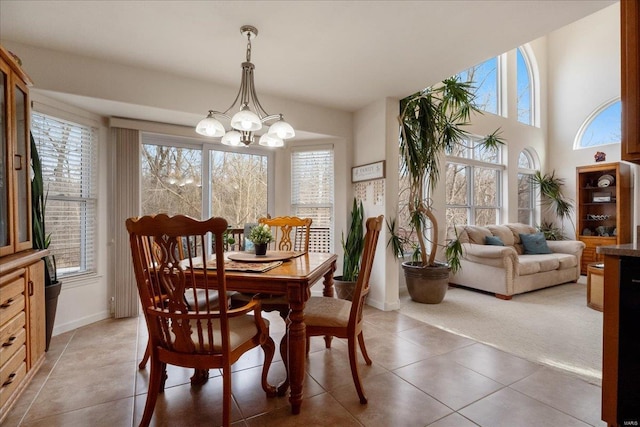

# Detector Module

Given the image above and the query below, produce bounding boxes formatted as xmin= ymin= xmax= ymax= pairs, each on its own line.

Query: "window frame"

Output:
xmin=574 ymin=98 xmax=622 ymax=150
xmin=445 ymin=137 xmax=505 ymax=229
xmin=517 ymin=149 xmax=538 ymax=226
xmin=31 ymin=111 xmax=99 ymax=279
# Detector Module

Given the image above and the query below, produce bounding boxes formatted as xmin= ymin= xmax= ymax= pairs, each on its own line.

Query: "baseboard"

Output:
xmin=52 ymin=310 xmax=111 ymax=336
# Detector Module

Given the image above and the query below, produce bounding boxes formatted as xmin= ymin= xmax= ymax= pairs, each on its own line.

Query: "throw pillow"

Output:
xmin=485 ymin=235 xmax=505 ymax=246
xmin=519 ymin=232 xmax=552 ymax=254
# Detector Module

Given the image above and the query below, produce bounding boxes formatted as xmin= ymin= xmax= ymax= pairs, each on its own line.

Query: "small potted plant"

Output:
xmin=248 ymin=223 xmax=274 ymax=256
xmin=334 ymin=198 xmax=364 ymax=300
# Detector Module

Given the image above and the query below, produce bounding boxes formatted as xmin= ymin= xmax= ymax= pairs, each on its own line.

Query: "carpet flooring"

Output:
xmin=398 ymin=277 xmax=603 ymax=385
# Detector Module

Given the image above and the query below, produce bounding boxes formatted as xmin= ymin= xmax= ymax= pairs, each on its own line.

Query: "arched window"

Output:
xmin=575 ymin=99 xmax=621 ymax=149
xmin=517 ymin=149 xmax=538 ymax=226
xmin=458 ymin=57 xmax=500 ymax=115
xmin=517 ymin=47 xmax=533 ymax=126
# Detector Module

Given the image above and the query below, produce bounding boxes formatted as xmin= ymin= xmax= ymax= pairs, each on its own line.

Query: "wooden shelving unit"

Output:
xmin=576 ymin=162 xmax=631 ymax=275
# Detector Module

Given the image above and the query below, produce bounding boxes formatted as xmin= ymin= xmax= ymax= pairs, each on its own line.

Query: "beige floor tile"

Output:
xmin=427 ymin=412 xmax=480 ymax=427
xmin=393 ymin=354 xmax=504 ymax=410
xmin=459 ymin=387 xmax=591 ymax=427
xmin=19 ymin=397 xmax=134 ymax=427
xmin=332 ymin=371 xmax=453 ymax=426
xmin=364 ymin=309 xmax=428 ymax=333
xmin=396 ymin=323 xmax=476 ymax=355
xmin=360 ymin=331 xmax=435 ymax=370
xmin=245 ymin=392 xmax=361 ymax=426
xmin=510 ymin=367 xmax=606 ymax=426
xmin=445 ymin=343 xmax=542 ymax=385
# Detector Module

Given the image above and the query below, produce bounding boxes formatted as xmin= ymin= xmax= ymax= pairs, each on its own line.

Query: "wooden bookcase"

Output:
xmin=0 ymin=44 xmax=47 ymax=423
xmin=576 ymin=162 xmax=631 ymax=275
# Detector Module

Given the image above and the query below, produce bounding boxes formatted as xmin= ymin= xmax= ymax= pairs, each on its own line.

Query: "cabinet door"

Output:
xmin=12 ymin=74 xmax=31 ymax=252
xmin=0 ymin=59 xmax=12 ymax=256
xmin=26 ymin=260 xmax=45 ymax=369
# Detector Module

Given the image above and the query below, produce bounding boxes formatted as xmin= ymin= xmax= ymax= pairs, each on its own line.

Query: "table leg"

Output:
xmin=288 ymin=300 xmax=305 ymax=414
xmin=322 ymin=263 xmax=336 ymax=348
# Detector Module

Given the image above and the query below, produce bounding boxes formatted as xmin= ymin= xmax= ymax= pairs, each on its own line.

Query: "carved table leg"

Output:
xmin=322 ymin=262 xmax=336 ymax=348
xmin=288 ymin=300 xmax=306 ymax=414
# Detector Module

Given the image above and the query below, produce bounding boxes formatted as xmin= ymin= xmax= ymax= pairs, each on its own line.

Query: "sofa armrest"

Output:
xmin=546 ymin=240 xmax=586 ymax=257
xmin=461 ymin=243 xmax=517 ymax=259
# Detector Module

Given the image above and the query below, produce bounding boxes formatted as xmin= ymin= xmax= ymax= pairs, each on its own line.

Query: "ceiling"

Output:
xmin=0 ymin=1 xmax=616 ymax=119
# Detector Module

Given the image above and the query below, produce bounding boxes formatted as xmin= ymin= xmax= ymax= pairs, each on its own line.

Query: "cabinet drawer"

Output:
xmin=0 ymin=279 xmax=25 ymax=328
xmin=0 ymin=344 xmax=26 ymax=406
xmin=0 ymin=312 xmax=26 ymax=366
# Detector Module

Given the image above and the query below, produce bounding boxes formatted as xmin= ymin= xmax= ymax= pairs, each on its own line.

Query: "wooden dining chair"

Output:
xmin=126 ymin=214 xmax=276 ymax=427
xmin=259 ymin=216 xmax=312 ymax=253
xmin=303 ymin=215 xmax=383 ymax=404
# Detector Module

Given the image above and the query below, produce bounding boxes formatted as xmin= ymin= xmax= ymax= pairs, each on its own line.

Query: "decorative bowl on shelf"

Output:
xmin=597 ymin=174 xmax=614 ymax=187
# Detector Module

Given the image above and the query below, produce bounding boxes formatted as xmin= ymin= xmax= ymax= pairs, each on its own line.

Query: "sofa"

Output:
xmin=448 ymin=223 xmax=585 ymax=299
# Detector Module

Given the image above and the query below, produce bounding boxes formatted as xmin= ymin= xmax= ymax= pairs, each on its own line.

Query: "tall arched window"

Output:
xmin=458 ymin=57 xmax=501 ymax=115
xmin=517 ymin=149 xmax=538 ymax=226
xmin=575 ymin=99 xmax=621 ymax=149
xmin=517 ymin=47 xmax=533 ymax=126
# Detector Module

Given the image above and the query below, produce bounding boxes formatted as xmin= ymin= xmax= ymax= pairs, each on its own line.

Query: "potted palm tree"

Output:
xmin=31 ymin=133 xmax=61 ymax=350
xmin=334 ymin=198 xmax=364 ymax=300
xmin=392 ymin=77 xmax=504 ymax=303
xmin=531 ymin=170 xmax=575 ymax=240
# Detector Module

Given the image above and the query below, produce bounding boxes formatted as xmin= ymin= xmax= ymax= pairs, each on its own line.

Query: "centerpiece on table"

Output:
xmin=248 ymin=223 xmax=274 ymax=256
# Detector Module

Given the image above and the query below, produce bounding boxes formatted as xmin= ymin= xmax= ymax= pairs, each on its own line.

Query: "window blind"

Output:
xmin=291 ymin=149 xmax=334 ymax=252
xmin=31 ymin=112 xmax=98 ymax=277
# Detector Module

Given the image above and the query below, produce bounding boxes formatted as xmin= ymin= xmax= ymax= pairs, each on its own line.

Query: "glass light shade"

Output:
xmin=258 ymin=134 xmax=284 ymax=148
xmin=230 ymin=108 xmax=262 ymax=131
xmin=221 ymin=130 xmax=242 ymax=146
xmin=268 ymin=119 xmax=295 ymax=139
xmin=195 ymin=115 xmax=225 ymax=137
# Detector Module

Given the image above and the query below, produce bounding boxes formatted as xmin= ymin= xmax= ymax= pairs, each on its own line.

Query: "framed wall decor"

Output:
xmin=352 ymin=160 xmax=385 ymax=183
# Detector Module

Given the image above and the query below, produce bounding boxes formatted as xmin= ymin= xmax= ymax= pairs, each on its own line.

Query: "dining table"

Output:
xmin=193 ymin=251 xmax=337 ymax=415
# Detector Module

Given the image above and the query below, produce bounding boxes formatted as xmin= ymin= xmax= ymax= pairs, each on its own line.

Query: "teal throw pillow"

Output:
xmin=520 ymin=232 xmax=552 ymax=255
xmin=485 ymin=235 xmax=505 ymax=246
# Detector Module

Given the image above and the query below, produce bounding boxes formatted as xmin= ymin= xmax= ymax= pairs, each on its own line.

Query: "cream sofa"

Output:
xmin=449 ymin=223 xmax=585 ymax=299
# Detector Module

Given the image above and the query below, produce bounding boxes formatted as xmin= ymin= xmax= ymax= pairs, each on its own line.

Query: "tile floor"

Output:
xmin=4 ymin=304 xmax=605 ymax=427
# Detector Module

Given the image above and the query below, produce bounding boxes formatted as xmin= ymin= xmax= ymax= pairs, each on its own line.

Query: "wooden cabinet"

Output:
xmin=621 ymin=0 xmax=640 ymax=164
xmin=0 ymin=253 xmax=46 ymax=421
xmin=1 ymin=45 xmax=32 ymax=257
xmin=576 ymin=162 xmax=631 ymax=275
xmin=0 ymin=45 xmax=46 ymax=423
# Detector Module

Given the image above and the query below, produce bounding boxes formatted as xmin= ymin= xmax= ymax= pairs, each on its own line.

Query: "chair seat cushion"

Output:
xmin=168 ymin=314 xmax=268 ymax=352
xmin=184 ymin=289 xmax=237 ymax=311
xmin=304 ymin=296 xmax=351 ymax=327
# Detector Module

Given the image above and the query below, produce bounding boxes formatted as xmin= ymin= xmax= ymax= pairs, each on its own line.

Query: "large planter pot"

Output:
xmin=333 ymin=275 xmax=356 ymax=301
xmin=45 ymin=281 xmax=62 ymax=351
xmin=402 ymin=261 xmax=450 ymax=304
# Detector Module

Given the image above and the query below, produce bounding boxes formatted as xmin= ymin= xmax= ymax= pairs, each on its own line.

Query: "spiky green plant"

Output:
xmin=395 ymin=76 xmax=504 ymax=268
xmin=341 ymin=198 xmax=364 ymax=281
xmin=531 ymin=171 xmax=575 ymax=239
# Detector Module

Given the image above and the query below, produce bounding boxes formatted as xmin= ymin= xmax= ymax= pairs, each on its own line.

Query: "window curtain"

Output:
xmin=111 ymin=127 xmax=140 ymax=318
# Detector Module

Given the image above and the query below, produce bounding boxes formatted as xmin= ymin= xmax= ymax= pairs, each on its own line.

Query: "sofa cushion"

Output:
xmin=520 ymin=232 xmax=552 ymax=255
xmin=456 ymin=225 xmax=492 ymax=245
xmin=555 ymin=253 xmax=578 ymax=269
xmin=487 ymin=225 xmax=515 ymax=247
xmin=506 ymin=223 xmax=537 ymax=254
xmin=485 ymin=235 xmax=505 ymax=246
xmin=517 ymin=255 xmax=560 ymax=275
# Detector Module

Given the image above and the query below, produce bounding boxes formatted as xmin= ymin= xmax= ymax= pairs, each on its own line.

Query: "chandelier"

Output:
xmin=195 ymin=25 xmax=295 ymax=147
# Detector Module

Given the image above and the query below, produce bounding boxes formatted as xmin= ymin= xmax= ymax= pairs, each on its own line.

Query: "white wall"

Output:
xmin=547 ymin=2 xmax=639 ymax=239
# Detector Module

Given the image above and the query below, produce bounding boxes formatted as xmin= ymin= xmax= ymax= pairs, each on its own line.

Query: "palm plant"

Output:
xmin=531 ymin=170 xmax=575 ymax=239
xmin=395 ymin=76 xmax=504 ymax=272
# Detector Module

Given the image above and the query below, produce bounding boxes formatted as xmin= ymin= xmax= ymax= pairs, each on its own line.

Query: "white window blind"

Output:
xmin=31 ymin=112 xmax=98 ymax=277
xmin=291 ymin=149 xmax=334 ymax=252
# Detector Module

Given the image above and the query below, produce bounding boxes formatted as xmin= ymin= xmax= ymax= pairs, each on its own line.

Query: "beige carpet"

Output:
xmin=398 ymin=277 xmax=603 ymax=385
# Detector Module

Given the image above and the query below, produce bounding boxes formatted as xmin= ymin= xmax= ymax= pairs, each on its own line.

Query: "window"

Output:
xmin=445 ymin=137 xmax=503 ymax=231
xmin=141 ymin=134 xmax=269 ymax=228
xmin=291 ymin=148 xmax=334 ymax=252
xmin=458 ymin=56 xmax=500 ymax=115
xmin=517 ymin=149 xmax=537 ymax=226
xmin=31 ymin=112 xmax=98 ymax=278
xmin=575 ymin=99 xmax=621 ymax=149
xmin=517 ymin=47 xmax=533 ymax=125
